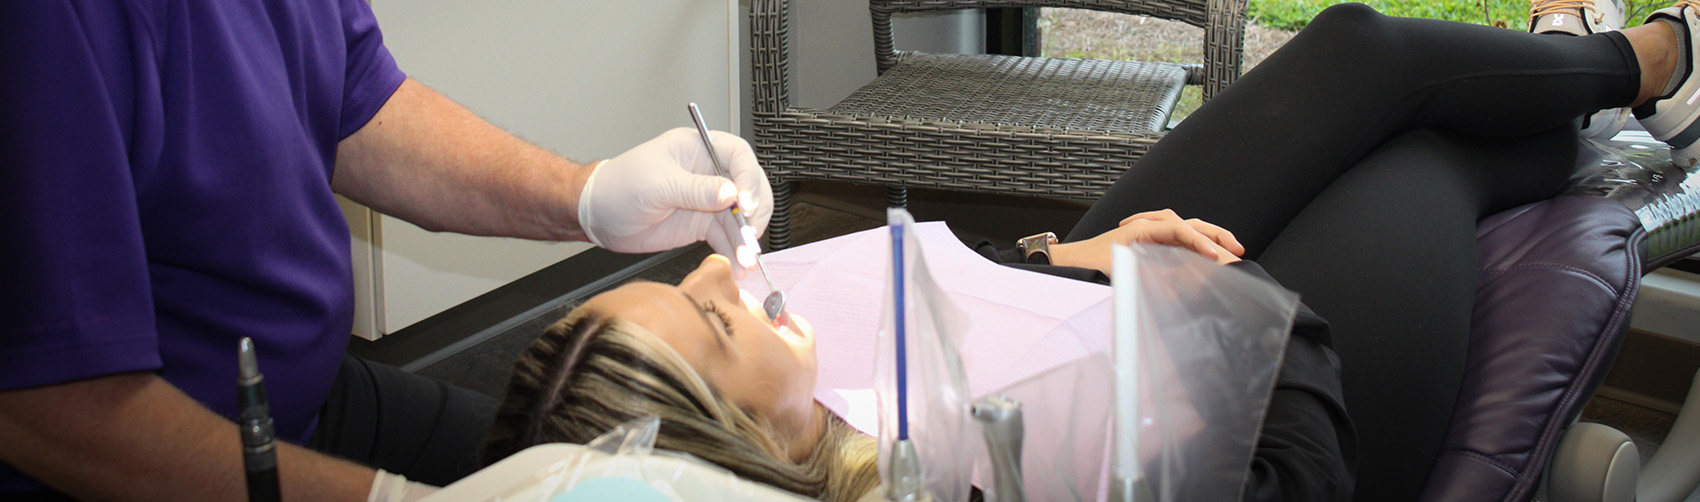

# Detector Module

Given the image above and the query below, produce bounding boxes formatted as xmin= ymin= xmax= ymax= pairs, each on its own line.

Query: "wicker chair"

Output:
xmin=750 ymin=0 xmax=1248 ymax=248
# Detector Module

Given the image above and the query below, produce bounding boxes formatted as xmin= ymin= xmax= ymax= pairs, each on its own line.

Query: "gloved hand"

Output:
xmin=367 ymin=469 xmax=436 ymax=502
xmin=577 ymin=128 xmax=773 ymax=270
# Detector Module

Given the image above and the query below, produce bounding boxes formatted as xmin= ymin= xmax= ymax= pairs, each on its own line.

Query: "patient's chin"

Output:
xmin=782 ymin=312 xmax=814 ymax=347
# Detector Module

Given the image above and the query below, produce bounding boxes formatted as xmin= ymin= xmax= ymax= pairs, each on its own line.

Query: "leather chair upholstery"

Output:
xmin=1420 ymin=195 xmax=1645 ymax=501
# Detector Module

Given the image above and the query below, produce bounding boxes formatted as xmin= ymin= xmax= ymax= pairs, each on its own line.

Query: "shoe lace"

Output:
xmin=1529 ymin=0 xmax=1603 ymax=23
xmin=1676 ymin=0 xmax=1700 ymax=13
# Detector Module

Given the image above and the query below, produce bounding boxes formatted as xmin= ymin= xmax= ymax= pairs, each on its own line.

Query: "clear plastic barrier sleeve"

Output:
xmin=875 ymin=209 xmax=976 ymax=502
xmin=975 ymin=244 xmax=1297 ymax=502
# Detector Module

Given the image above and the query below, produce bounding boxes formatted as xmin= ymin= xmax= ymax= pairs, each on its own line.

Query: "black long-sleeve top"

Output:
xmin=973 ymin=243 xmax=1357 ymax=502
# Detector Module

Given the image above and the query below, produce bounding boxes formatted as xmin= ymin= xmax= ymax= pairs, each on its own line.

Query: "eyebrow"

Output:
xmin=678 ymin=291 xmax=731 ymax=352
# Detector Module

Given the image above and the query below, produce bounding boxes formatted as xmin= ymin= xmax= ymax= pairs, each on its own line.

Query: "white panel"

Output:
xmin=345 ymin=1 xmax=736 ymax=334
xmin=337 ymin=195 xmax=382 ymax=340
xmin=893 ymin=11 xmax=986 ymax=56
xmin=790 ymin=0 xmax=877 ymax=108
xmin=789 ymin=2 xmax=985 ymax=108
xmin=374 ymin=1 xmax=738 ymax=156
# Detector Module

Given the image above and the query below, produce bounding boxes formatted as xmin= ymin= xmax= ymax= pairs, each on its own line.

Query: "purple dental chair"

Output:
xmin=1423 ymin=133 xmax=1700 ymax=502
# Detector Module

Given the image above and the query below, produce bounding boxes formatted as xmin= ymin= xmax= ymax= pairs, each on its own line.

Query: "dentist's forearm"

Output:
xmin=332 ymin=78 xmax=594 ymax=241
xmin=0 ymin=373 xmax=375 ymax=501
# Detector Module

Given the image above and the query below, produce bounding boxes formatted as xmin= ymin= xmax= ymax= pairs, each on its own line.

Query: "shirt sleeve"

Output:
xmin=337 ymin=0 xmax=406 ymax=140
xmin=0 ymin=1 xmax=164 ymax=390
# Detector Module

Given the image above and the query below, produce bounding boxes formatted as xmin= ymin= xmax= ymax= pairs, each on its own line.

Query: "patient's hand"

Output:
xmin=1051 ymin=209 xmax=1242 ymax=275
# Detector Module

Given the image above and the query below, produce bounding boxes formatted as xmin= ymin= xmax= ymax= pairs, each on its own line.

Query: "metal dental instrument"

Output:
xmin=687 ymin=102 xmax=787 ymax=322
xmin=237 ymin=337 xmax=281 ymax=502
xmin=973 ymin=395 xmax=1027 ymax=502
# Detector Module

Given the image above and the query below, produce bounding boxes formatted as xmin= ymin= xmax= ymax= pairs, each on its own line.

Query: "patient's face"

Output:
xmin=584 ymin=254 xmax=819 ymax=441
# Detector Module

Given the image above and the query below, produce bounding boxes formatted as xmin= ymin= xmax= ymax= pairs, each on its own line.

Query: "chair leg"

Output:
xmin=886 ymin=185 xmax=908 ymax=209
xmin=768 ymin=180 xmax=793 ymax=250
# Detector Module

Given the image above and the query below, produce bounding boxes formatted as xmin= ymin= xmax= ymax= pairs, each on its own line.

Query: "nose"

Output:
xmin=680 ymin=254 xmax=740 ymax=301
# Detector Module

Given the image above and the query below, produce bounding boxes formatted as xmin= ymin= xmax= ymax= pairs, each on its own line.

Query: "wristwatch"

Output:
xmin=1017 ymin=232 xmax=1059 ymax=265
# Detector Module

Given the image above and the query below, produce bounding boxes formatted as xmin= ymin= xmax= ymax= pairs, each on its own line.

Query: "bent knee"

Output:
xmin=1287 ymin=3 xmax=1401 ymax=71
xmin=1309 ymin=2 xmax=1383 ymax=31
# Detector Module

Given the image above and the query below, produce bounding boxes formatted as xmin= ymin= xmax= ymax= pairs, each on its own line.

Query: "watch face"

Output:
xmin=1020 ymin=233 xmax=1054 ymax=265
xmin=1017 ymin=232 xmax=1057 ymax=264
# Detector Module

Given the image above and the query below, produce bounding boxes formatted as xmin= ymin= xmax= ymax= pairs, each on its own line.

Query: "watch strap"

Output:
xmin=1018 ymin=232 xmax=1058 ymax=265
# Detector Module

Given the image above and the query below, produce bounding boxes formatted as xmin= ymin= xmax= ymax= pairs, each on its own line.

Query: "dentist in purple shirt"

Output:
xmin=0 ymin=0 xmax=771 ymax=499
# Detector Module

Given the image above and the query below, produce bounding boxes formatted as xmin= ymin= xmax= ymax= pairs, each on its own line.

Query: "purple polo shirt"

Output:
xmin=0 ymin=0 xmax=403 ymax=492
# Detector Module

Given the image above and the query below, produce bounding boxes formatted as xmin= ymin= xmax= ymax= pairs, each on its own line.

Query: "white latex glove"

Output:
xmin=368 ymin=469 xmax=437 ymax=502
xmin=577 ymin=127 xmax=774 ymax=270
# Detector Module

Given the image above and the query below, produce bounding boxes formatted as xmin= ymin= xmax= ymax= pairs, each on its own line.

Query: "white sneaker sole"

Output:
xmin=1582 ymin=107 xmax=1632 ymax=139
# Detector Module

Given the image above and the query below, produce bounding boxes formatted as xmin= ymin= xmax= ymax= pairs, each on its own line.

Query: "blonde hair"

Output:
xmin=483 ymin=308 xmax=880 ymax=502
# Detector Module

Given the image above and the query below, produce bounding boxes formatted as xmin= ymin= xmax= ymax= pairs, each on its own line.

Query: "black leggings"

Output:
xmin=1065 ymin=5 xmax=1641 ymax=500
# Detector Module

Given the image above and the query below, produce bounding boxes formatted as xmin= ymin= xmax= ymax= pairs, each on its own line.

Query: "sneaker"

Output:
xmin=1635 ymin=0 xmax=1700 ymax=167
xmin=1582 ymin=107 xmax=1634 ymax=139
xmin=1531 ymin=0 xmax=1631 ymax=139
xmin=1530 ymin=0 xmax=1624 ymax=37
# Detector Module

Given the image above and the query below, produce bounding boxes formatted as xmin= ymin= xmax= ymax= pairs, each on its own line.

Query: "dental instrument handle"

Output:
xmin=688 ymin=103 xmax=788 ymax=321
xmin=1112 ymin=244 xmax=1138 ymax=478
xmin=685 ymin=103 xmax=758 ymax=248
xmin=685 ymin=105 xmax=732 ymax=185
xmin=237 ymin=338 xmax=281 ymax=502
xmin=973 ymin=395 xmax=1026 ymax=502
xmin=1109 ymin=245 xmax=1155 ymax=502
xmin=755 ymin=252 xmax=778 ymax=292
xmin=891 ymin=223 xmax=909 ymax=440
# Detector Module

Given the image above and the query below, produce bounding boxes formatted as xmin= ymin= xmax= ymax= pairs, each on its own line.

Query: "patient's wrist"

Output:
xmin=1047 ymin=241 xmax=1092 ymax=270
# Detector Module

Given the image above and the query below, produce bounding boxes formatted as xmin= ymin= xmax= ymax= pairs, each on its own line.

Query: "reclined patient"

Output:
xmin=481 ymin=2 xmax=1700 ymax=500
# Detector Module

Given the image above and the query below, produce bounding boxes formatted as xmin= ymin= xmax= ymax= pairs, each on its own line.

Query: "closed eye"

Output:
xmin=699 ymin=300 xmax=737 ymax=339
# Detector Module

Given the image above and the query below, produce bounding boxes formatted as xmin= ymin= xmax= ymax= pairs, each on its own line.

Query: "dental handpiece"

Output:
xmin=973 ymin=395 xmax=1027 ymax=502
xmin=686 ymin=103 xmax=787 ymax=321
xmin=237 ymin=338 xmax=280 ymax=502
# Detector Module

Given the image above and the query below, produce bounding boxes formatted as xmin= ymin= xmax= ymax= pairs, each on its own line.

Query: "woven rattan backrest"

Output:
xmin=750 ymin=0 xmax=792 ymax=114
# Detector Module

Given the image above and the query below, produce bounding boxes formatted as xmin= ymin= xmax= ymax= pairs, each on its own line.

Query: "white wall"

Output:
xmin=790 ymin=4 xmax=984 ymax=108
xmin=739 ymin=1 xmax=985 ymax=131
xmin=345 ymin=1 xmax=740 ymax=338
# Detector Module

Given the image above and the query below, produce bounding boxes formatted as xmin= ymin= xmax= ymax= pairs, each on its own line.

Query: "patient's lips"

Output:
xmin=739 ymin=289 xmax=784 ymax=330
xmin=741 ymin=288 xmax=812 ymax=342
xmin=782 ymin=311 xmax=812 ymax=342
